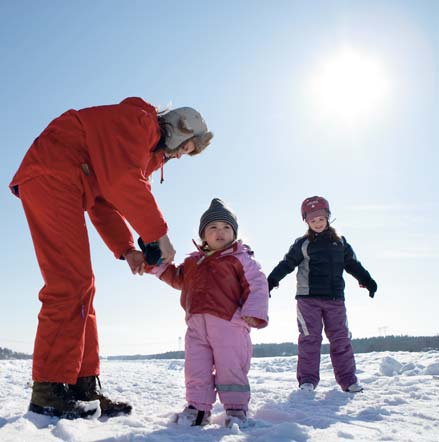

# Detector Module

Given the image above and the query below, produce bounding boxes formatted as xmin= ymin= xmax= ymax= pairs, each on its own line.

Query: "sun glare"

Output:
xmin=308 ymin=47 xmax=391 ymax=126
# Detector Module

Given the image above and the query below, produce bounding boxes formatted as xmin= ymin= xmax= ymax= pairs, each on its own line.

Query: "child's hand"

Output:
xmin=138 ymin=239 xmax=162 ymax=265
xmin=267 ymin=277 xmax=279 ymax=296
xmin=158 ymin=234 xmax=176 ymax=264
xmin=124 ymin=250 xmax=146 ymax=275
xmin=360 ymin=279 xmax=378 ymax=298
xmin=242 ymin=316 xmax=264 ymax=327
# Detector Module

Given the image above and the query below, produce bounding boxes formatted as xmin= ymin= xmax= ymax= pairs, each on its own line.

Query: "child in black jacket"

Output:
xmin=268 ymin=196 xmax=377 ymax=392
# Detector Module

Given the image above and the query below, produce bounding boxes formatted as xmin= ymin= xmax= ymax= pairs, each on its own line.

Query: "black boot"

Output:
xmin=29 ymin=381 xmax=98 ymax=419
xmin=69 ymin=376 xmax=132 ymax=417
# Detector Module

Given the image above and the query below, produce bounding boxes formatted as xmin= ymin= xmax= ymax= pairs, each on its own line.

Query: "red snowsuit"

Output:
xmin=9 ymin=97 xmax=168 ymax=384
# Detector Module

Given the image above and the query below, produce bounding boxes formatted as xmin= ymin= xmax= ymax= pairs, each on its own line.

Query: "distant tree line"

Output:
xmin=0 ymin=347 xmax=32 ymax=360
xmin=252 ymin=335 xmax=439 ymax=357
xmin=2 ymin=336 xmax=438 ymax=360
xmin=106 ymin=335 xmax=439 ymax=360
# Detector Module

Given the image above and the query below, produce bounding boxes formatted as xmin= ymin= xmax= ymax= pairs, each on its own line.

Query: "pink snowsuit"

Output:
xmin=152 ymin=240 xmax=269 ymax=411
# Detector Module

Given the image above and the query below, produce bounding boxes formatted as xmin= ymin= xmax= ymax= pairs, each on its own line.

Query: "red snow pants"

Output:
xmin=19 ymin=175 xmax=99 ymax=384
xmin=184 ymin=312 xmax=252 ymax=412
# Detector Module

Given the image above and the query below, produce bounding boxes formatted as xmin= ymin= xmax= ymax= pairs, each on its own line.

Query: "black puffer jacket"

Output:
xmin=268 ymin=229 xmax=374 ymax=300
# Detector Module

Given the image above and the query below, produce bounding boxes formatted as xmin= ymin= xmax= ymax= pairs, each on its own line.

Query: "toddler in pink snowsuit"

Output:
xmin=148 ymin=198 xmax=269 ymax=427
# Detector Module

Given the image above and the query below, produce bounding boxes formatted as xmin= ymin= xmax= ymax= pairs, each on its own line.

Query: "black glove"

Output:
xmin=267 ymin=277 xmax=279 ymax=294
xmin=365 ymin=278 xmax=378 ymax=298
xmin=137 ymin=237 xmax=162 ymax=266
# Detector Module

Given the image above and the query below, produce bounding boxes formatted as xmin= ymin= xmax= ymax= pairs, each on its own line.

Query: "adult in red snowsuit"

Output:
xmin=9 ymin=97 xmax=213 ymax=418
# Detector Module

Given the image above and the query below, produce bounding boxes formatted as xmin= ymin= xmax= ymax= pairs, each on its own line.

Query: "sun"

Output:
xmin=308 ymin=47 xmax=391 ymax=126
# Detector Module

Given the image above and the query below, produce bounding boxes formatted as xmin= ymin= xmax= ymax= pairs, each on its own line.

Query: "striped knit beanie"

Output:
xmin=199 ymin=198 xmax=238 ymax=238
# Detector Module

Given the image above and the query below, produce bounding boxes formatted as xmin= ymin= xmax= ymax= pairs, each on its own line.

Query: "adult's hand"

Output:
xmin=124 ymin=250 xmax=146 ymax=275
xmin=158 ymin=234 xmax=176 ymax=264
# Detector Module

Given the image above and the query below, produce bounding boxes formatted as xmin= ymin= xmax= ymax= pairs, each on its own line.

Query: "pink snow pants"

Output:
xmin=184 ymin=312 xmax=252 ymax=411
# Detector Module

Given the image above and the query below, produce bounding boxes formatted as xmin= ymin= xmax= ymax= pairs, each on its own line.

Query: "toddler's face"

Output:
xmin=307 ymin=215 xmax=328 ymax=233
xmin=203 ymin=221 xmax=235 ymax=251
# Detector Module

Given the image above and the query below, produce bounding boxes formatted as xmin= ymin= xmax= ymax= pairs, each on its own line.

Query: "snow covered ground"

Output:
xmin=1 ymin=351 xmax=438 ymax=442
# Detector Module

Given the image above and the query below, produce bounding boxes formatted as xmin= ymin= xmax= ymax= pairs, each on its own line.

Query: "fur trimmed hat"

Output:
xmin=160 ymin=107 xmax=213 ymax=155
xmin=199 ymin=198 xmax=238 ymax=238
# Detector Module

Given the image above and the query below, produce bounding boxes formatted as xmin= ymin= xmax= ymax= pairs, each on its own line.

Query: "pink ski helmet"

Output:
xmin=301 ymin=196 xmax=331 ymax=221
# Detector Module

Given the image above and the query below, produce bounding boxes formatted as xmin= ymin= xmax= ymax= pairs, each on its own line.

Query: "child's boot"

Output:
xmin=29 ymin=381 xmax=99 ymax=419
xmin=174 ymin=405 xmax=211 ymax=426
xmin=69 ymin=376 xmax=132 ymax=417
xmin=299 ymin=382 xmax=315 ymax=391
xmin=225 ymin=409 xmax=248 ymax=428
xmin=345 ymin=382 xmax=364 ymax=393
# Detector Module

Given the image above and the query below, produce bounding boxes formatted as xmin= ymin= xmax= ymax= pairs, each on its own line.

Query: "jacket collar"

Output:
xmin=191 ymin=240 xmax=244 ymax=263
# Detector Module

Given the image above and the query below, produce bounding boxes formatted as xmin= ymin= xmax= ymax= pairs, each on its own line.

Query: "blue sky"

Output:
xmin=1 ymin=0 xmax=438 ymax=355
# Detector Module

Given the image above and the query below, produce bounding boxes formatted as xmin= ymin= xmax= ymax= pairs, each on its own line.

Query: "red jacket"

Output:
xmin=155 ymin=241 xmax=269 ymax=328
xmin=10 ymin=97 xmax=168 ymax=258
